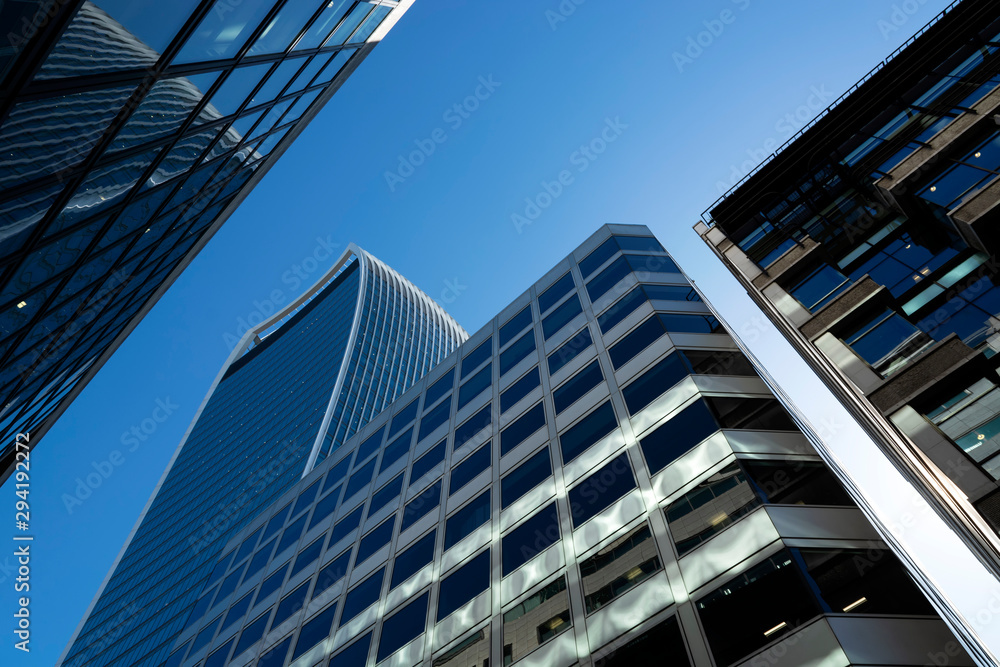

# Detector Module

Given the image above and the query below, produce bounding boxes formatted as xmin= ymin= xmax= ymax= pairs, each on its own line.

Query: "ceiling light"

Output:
xmin=842 ymin=597 xmax=868 ymax=612
xmin=763 ymin=622 xmax=787 ymax=637
xmin=708 ymin=512 xmax=729 ymax=527
xmin=625 ymin=566 xmax=644 ymax=581
xmin=930 ymin=186 xmax=937 ymax=192
xmin=975 ymin=152 xmax=982 ymax=158
xmin=979 ymin=434 xmax=986 ymax=440
xmin=16 ymin=301 xmax=26 ymax=309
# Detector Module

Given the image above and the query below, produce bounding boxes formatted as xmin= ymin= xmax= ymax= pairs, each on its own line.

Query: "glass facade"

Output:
xmin=0 ymin=0 xmax=409 ymax=482
xmin=61 ymin=246 xmax=465 ymax=667
xmin=176 ymin=226 xmax=965 ymax=667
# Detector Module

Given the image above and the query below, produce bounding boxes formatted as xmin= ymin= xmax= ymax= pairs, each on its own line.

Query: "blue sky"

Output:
xmin=17 ymin=0 xmax=989 ymax=665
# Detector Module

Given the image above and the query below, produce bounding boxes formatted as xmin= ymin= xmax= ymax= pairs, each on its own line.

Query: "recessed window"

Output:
xmin=329 ymin=505 xmax=364 ymax=547
xmin=355 ymin=426 xmax=386 ymax=466
xmin=257 ymin=563 xmax=288 ymax=604
xmin=500 ymin=403 xmax=546 ymax=457
xmin=500 ymin=366 xmax=540 ymax=414
xmin=500 ymin=329 xmax=536 ymax=376
xmin=743 ymin=460 xmax=853 ymax=506
xmin=233 ymin=526 xmax=263 ymax=566
xmin=377 ymin=592 xmax=429 ymax=662
xmin=450 ymin=442 xmax=491 ymax=495
xmin=380 ymin=428 xmax=413 ymax=473
xmin=458 ymin=363 xmax=492 ymax=410
xmin=389 ymin=399 xmax=420 ymax=438
xmin=580 ymin=524 xmax=661 ymax=613
xmin=438 ymin=549 xmax=490 ymax=621
xmin=205 ymin=550 xmax=234 ymax=589
xmin=212 ymin=563 xmax=245 ymax=608
xmin=502 ymin=502 xmax=559 ymax=576
xmin=621 ymin=352 xmax=687 ymax=415
xmin=580 ymin=237 xmax=619 ymax=277
xmin=706 ymin=396 xmax=797 ymax=431
xmin=501 ymin=446 xmax=552 ymax=510
xmin=262 ymin=503 xmax=291 ymax=542
xmin=666 ymin=464 xmax=761 ymax=556
xmin=290 ymin=536 xmax=325 ymax=577
xmin=658 ymin=312 xmax=722 ymax=334
xmin=445 ymin=489 xmax=491 ymax=550
xmin=462 ymin=338 xmax=493 ymax=379
xmin=786 ymin=263 xmax=851 ymax=312
xmin=568 ymin=453 xmax=636 ymax=528
xmin=559 ymin=401 xmax=619 ymax=465
xmin=597 ymin=287 xmax=646 ymax=334
xmin=324 ymin=458 xmax=351 ymax=494
xmin=553 ymin=359 xmax=604 ymax=414
xmin=370 ymin=473 xmax=404 ymax=516
xmin=221 ymin=592 xmax=254 ymax=632
xmin=341 ymin=567 xmax=385 ymax=624
xmin=411 ymin=440 xmax=446 ymax=484
xmin=539 ymin=272 xmax=575 ymax=313
xmin=357 ymin=516 xmax=395 ymax=565
xmin=291 ymin=602 xmax=338 ymax=662
xmin=315 ymin=550 xmax=351 ymax=597
xmin=205 ymin=638 xmax=234 ymax=667
xmin=273 ymin=580 xmax=310 ymax=628
xmin=614 ymin=235 xmax=666 ymax=253
xmin=503 ymin=576 xmax=572 ymax=663
xmin=623 ymin=253 xmax=679 ymax=274
xmin=432 ymin=626 xmax=490 ymax=666
xmin=390 ymin=529 xmax=436 ymax=590
xmin=418 ymin=396 xmax=452 ymax=442
xmin=424 ymin=368 xmax=455 ymax=408
xmin=586 ymin=256 xmax=631 ymax=302
xmin=640 ymin=400 xmax=718 ymax=475
xmin=500 ymin=305 xmax=533 ymax=347
xmin=454 ymin=405 xmax=491 ymax=451
xmin=401 ymin=480 xmax=441 ymax=532
xmin=680 ymin=348 xmax=756 ymax=376
xmin=593 ymin=615 xmax=690 ymax=666
xmin=542 ymin=294 xmax=583 ymax=340
xmin=547 ymin=326 xmax=593 ymax=375
xmin=608 ymin=316 xmax=666 ymax=369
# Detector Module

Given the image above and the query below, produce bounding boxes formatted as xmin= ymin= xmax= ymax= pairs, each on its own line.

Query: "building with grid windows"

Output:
xmin=0 ymin=0 xmax=412 ymax=483
xmin=168 ymin=225 xmax=982 ymax=667
xmin=58 ymin=245 xmax=466 ymax=667
xmin=696 ymin=0 xmax=1000 ymax=576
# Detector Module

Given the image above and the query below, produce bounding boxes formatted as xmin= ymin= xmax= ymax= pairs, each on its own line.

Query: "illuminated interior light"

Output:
xmin=16 ymin=301 xmax=26 ymax=309
xmin=625 ymin=566 xmax=644 ymax=581
xmin=979 ymin=434 xmax=986 ymax=440
xmin=708 ymin=512 xmax=729 ymax=527
xmin=763 ymin=621 xmax=787 ymax=637
xmin=930 ymin=186 xmax=937 ymax=192
xmin=842 ymin=597 xmax=868 ymax=612
xmin=975 ymin=152 xmax=982 ymax=158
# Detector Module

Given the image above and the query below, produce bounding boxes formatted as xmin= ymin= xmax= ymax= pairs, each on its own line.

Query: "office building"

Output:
xmin=59 ymin=244 xmax=466 ymax=667
xmin=0 ymin=0 xmax=413 ymax=482
xmin=696 ymin=0 xmax=1000 ymax=573
xmin=170 ymin=225 xmax=976 ymax=667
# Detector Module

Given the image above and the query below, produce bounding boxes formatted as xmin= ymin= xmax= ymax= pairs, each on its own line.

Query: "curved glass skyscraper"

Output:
xmin=58 ymin=245 xmax=466 ymax=667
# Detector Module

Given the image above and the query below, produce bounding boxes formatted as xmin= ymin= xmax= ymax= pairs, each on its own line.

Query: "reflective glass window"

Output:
xmin=315 ymin=549 xmax=351 ymax=597
xmin=621 ymin=352 xmax=686 ymax=415
xmin=438 ymin=549 xmax=490 ymax=621
xmin=243 ymin=539 xmax=275 ymax=582
xmin=445 ymin=489 xmax=491 ymax=550
xmin=454 ymin=406 xmax=491 ymax=451
xmin=401 ymin=480 xmax=441 ymax=532
xmin=205 ymin=639 xmax=234 ymax=667
xmin=499 ymin=329 xmax=536 ymax=376
xmin=234 ymin=526 xmax=264 ymax=566
xmin=251 ymin=57 xmax=308 ymax=107
xmin=542 ymin=294 xmax=583 ymax=339
xmin=341 ymin=566 xmax=385 ymax=624
xmin=502 ymin=576 xmax=572 ymax=663
xmin=330 ymin=632 xmax=372 ymax=667
xmin=462 ymin=338 xmax=492 ymax=378
xmin=597 ymin=287 xmax=645 ymax=334
xmin=658 ymin=312 xmax=721 ymax=334
xmin=640 ymin=400 xmax=718 ymax=475
xmin=568 ymin=453 xmax=636 ymax=528
xmin=586 ymin=256 xmax=631 ymax=302
xmin=296 ymin=0 xmax=352 ymax=50
xmin=500 ymin=403 xmax=545 ymax=457
xmin=292 ymin=479 xmax=321 ymax=518
xmin=291 ymin=536 xmax=325 ymax=577
xmin=344 ymin=458 xmax=376 ymax=499
xmin=257 ymin=563 xmax=288 ymax=603
xmin=390 ymin=529 xmax=436 ymax=590
xmin=450 ymin=442 xmax=490 ymax=495
xmin=424 ymin=368 xmax=455 ymax=408
xmin=259 ymin=636 xmax=291 ymax=666
xmin=273 ymin=580 xmax=310 ymax=627
xmin=553 ymin=359 xmax=604 ymax=414
xmin=357 ymin=516 xmax=395 ymax=564
xmin=370 ymin=473 xmax=404 ymax=516
xmin=539 ymin=272 xmax=575 ymax=313
xmin=325 ymin=0 xmax=373 ymax=45
xmin=681 ymin=348 xmax=756 ymax=376
xmin=389 ymin=399 xmax=419 ymax=438
xmin=547 ymin=327 xmax=593 ymax=375
xmin=355 ymin=426 xmax=385 ymax=466
xmin=411 ymin=440 xmax=446 ymax=484
xmin=593 ymin=616 xmax=690 ymax=666
xmin=222 ymin=592 xmax=254 ymax=632
xmin=458 ymin=362 xmax=492 ymax=410
xmin=500 ymin=366 xmax=540 ymax=414
xmin=580 ymin=237 xmax=618 ymax=277
xmin=609 ymin=317 xmax=666 ymax=369
xmin=643 ymin=283 xmax=701 ymax=302
xmin=624 ymin=253 xmax=680 ymax=275
xmin=666 ymin=464 xmax=760 ymax=555
xmin=352 ymin=3 xmax=391 ymax=42
xmin=419 ymin=395 xmax=452 ymax=442
xmin=329 ymin=505 xmax=364 ymax=547
xmin=614 ymin=235 xmax=666 ymax=252
xmin=233 ymin=611 xmax=270 ymax=658
xmin=432 ymin=626 xmax=490 ymax=666
xmin=324 ymin=457 xmax=351 ymax=492
xmin=502 ymin=503 xmax=559 ymax=576
xmin=500 ymin=305 xmax=533 ymax=347
xmin=201 ymin=63 xmax=272 ymax=119
xmin=175 ymin=0 xmax=275 ymax=63
xmin=580 ymin=524 xmax=661 ymax=613
xmin=190 ymin=615 xmax=221 ymax=655
xmin=501 ymin=446 xmax=551 ymax=509
xmin=707 ymin=396 xmax=797 ymax=431
xmin=559 ymin=401 xmax=618 ymax=464
xmin=377 ymin=592 xmax=429 ymax=662
xmin=291 ymin=602 xmax=338 ymax=662
xmin=309 ymin=487 xmax=340 ymax=530
xmin=275 ymin=514 xmax=307 ymax=556
xmin=380 ymin=428 xmax=412 ymax=473
xmin=248 ymin=0 xmax=326 ymax=56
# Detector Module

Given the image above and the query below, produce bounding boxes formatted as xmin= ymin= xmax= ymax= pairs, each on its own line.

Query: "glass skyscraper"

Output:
xmin=58 ymin=245 xmax=466 ymax=667
xmin=696 ymin=0 xmax=1000 ymax=576
xmin=167 ymin=226 xmax=982 ymax=667
xmin=0 ymin=0 xmax=412 ymax=483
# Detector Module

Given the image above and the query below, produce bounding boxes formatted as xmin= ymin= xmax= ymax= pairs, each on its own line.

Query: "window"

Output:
xmin=243 ymin=539 xmax=275 ymax=582
xmin=344 ymin=459 xmax=376 ymax=500
xmin=329 ymin=505 xmax=364 ymax=547
xmin=411 ymin=440 xmax=446 ymax=484
xmin=586 ymin=256 xmax=630 ymax=302
xmin=390 ymin=530 xmax=436 ymax=590
xmin=377 ymin=592 xmax=429 ymax=662
xmin=380 ymin=428 xmax=412 ymax=473
xmin=593 ymin=616 xmax=690 ymax=667
xmin=658 ymin=312 xmax=721 ymax=334
xmin=623 ymin=253 xmax=680 ymax=275
xmin=642 ymin=284 xmax=700 ymax=302
xmin=559 ymin=401 xmax=619 ymax=464
xmin=539 ymin=272 xmax=575 ymax=313
xmin=462 ymin=338 xmax=492 ymax=378
xmin=389 ymin=400 xmax=419 ymax=438
xmin=501 ymin=366 xmax=540 ymax=413
xmin=212 ymin=564 xmax=245 ymax=607
xmin=257 ymin=563 xmax=288 ymax=604
xmin=458 ymin=363 xmax=492 ymax=409
xmin=432 ymin=626 xmax=491 ymax=666
xmin=233 ymin=526 xmax=263 ymax=565
xmin=568 ymin=453 xmax=636 ymax=528
xmin=424 ymin=368 xmax=455 ymax=408
xmin=547 ymin=327 xmax=593 ymax=375
xmin=258 ymin=636 xmax=291 ymax=667
xmin=542 ymin=294 xmax=583 ymax=339
xmin=438 ymin=549 xmax=490 ymax=621
xmin=342 ymin=566 xmax=385 ymax=624
xmin=621 ymin=352 xmax=687 ymax=415
xmin=842 ymin=307 xmax=926 ymax=376
xmin=206 ymin=550 xmax=234 ymax=588
xmin=262 ymin=504 xmax=291 ymax=542
xmin=500 ymin=403 xmax=546 ymax=456
xmin=205 ymin=639 xmax=234 ymax=667
xmin=291 ymin=602 xmax=338 ymax=662
xmin=500 ymin=305 xmax=533 ymax=347
xmin=329 ymin=632 xmax=372 ymax=667
xmin=501 ymin=447 xmax=552 ymax=509
xmin=401 ymin=480 xmax=441 ymax=532
xmin=315 ymin=550 xmax=351 ymax=597
xmin=291 ymin=536 xmax=324 ymax=577
xmin=787 ymin=264 xmax=851 ymax=312
xmin=609 ymin=317 xmax=666 ymax=369
xmin=355 ymin=426 xmax=386 ymax=465
xmin=324 ymin=458 xmax=351 ymax=493
xmin=743 ymin=460 xmax=853 ymax=506
xmin=275 ymin=515 xmax=307 ymax=556
xmin=706 ymin=396 xmax=797 ymax=431
xmin=597 ymin=287 xmax=646 ymax=334
xmin=450 ymin=442 xmax=491 ymax=495
xmin=500 ymin=329 xmax=536 ymax=376
xmin=221 ymin=592 xmax=254 ymax=632
xmin=370 ymin=474 xmax=404 ymax=516
xmin=580 ymin=524 xmax=661 ymax=613
xmin=639 ymin=400 xmax=718 ymax=474
xmin=553 ymin=359 xmax=604 ymax=414
xmin=356 ymin=516 xmax=395 ymax=565
xmin=418 ymin=395 xmax=452 ymax=442
xmin=580 ymin=237 xmax=619 ymax=277
xmin=666 ymin=463 xmax=761 ymax=555
xmin=615 ymin=235 xmax=666 ymax=252
xmin=233 ymin=611 xmax=270 ymax=658
xmin=680 ymin=348 xmax=756 ymax=376
xmin=273 ymin=581 xmax=310 ymax=628
xmin=445 ymin=490 xmax=491 ymax=550
xmin=502 ymin=503 xmax=559 ymax=576
xmin=503 ymin=576 xmax=572 ymax=663
xmin=455 ymin=405 xmax=491 ymax=451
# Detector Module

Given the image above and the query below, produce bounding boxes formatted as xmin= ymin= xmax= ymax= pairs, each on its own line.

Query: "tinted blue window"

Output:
xmin=500 ymin=366 xmax=540 ymax=413
xmin=213 ymin=563 xmax=245 ymax=607
xmin=273 ymin=581 xmax=310 ymax=628
xmin=501 ymin=403 xmax=545 ymax=456
xmin=586 ymin=256 xmax=630 ymax=302
xmin=547 ymin=327 xmax=593 ymax=375
xmin=257 ymin=563 xmax=288 ymax=604
xmin=243 ymin=539 xmax=275 ymax=582
xmin=424 ymin=368 xmax=455 ymax=408
xmin=292 ymin=480 xmax=321 ymax=518
xmin=262 ymin=504 xmax=291 ymax=542
xmin=330 ymin=632 xmax=372 ymax=667
xmin=233 ymin=526 xmax=263 ymax=565
xmin=462 ymin=338 xmax=492 ymax=378
xmin=543 ymin=294 xmax=582 ymax=339
xmin=640 ymin=400 xmax=719 ymax=474
xmin=450 ymin=442 xmax=490 ymax=495
xmin=569 ymin=453 xmax=636 ymax=527
xmin=659 ymin=312 xmax=721 ymax=334
xmin=579 ymin=237 xmax=618 ymax=277
xmin=344 ymin=458 xmax=376 ymax=500
xmin=418 ymin=395 xmax=452 ymax=442
xmin=643 ymin=284 xmax=700 ymax=302
xmin=380 ymin=428 xmax=412 ymax=473
xmin=341 ymin=567 xmax=385 ymax=624
xmin=205 ymin=550 xmax=234 ymax=588
xmin=222 ymin=592 xmax=253 ymax=632
xmin=454 ymin=406 xmax=491 ymax=451
xmin=559 ymin=401 xmax=618 ymax=464
xmin=499 ymin=330 xmax=536 ymax=376
xmin=376 ymin=592 xmax=429 ymax=662
xmin=438 ymin=549 xmax=490 ymax=621
xmin=502 ymin=503 xmax=559 ymax=576
xmin=553 ymin=359 xmax=604 ymax=414
xmin=204 ymin=639 xmax=234 ymax=667
xmin=275 ymin=514 xmax=307 ymax=556
xmin=401 ymin=480 xmax=441 ymax=532
xmin=624 ymin=253 xmax=680 ymax=274
xmin=309 ymin=487 xmax=340 ymax=530
xmin=291 ymin=536 xmax=325 ymax=577
xmin=324 ymin=457 xmax=352 ymax=493
xmin=411 ymin=440 xmax=446 ymax=484
xmin=315 ymin=550 xmax=351 ymax=596
xmin=370 ymin=474 xmax=403 ymax=516
xmin=185 ymin=589 xmax=215 ymax=629
xmin=357 ymin=517 xmax=395 ymax=564
xmin=445 ymin=490 xmax=491 ymax=550
xmin=500 ymin=305 xmax=533 ymax=347
xmin=598 ymin=287 xmax=646 ymax=334
xmin=291 ymin=602 xmax=337 ymax=662
xmin=458 ymin=362 xmax=492 ymax=410
xmin=609 ymin=317 xmax=666 ymax=369
xmin=354 ymin=426 xmax=385 ymax=466
xmin=329 ymin=505 xmax=364 ymax=547
xmin=258 ymin=636 xmax=291 ymax=667
xmin=389 ymin=399 xmax=419 ymax=438
xmin=615 ymin=235 xmax=666 ymax=252
xmin=390 ymin=529 xmax=436 ymax=590
xmin=539 ymin=272 xmax=575 ymax=313
xmin=501 ymin=447 xmax=551 ymax=509
xmin=622 ymin=353 xmax=686 ymax=415
xmin=233 ymin=611 xmax=270 ymax=658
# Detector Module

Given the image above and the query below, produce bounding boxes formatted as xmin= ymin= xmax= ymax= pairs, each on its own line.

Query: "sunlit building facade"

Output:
xmin=696 ymin=0 xmax=1000 ymax=574
xmin=172 ymin=226 xmax=972 ymax=667
xmin=0 ymin=0 xmax=412 ymax=482
xmin=59 ymin=245 xmax=465 ymax=667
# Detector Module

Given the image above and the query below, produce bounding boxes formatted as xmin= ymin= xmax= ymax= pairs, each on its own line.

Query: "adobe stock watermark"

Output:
xmin=545 ymin=0 xmax=586 ymax=30
xmin=384 ymin=75 xmax=501 ymax=192
xmin=673 ymin=0 xmax=752 ymax=73
xmin=715 ymin=84 xmax=834 ymax=194
xmin=511 ymin=117 xmax=627 ymax=234
xmin=877 ymin=0 xmax=931 ymax=40
xmin=61 ymin=397 xmax=179 ymax=514
xmin=222 ymin=236 xmax=340 ymax=349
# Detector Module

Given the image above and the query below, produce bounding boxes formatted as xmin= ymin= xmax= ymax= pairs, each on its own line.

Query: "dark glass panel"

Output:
xmin=621 ymin=352 xmax=686 ymax=415
xmin=341 ymin=567 xmax=385 ymax=624
xmin=586 ymin=256 xmax=631 ymax=302
xmin=380 ymin=427 xmax=413 ymax=473
xmin=559 ymin=401 xmax=618 ymax=464
xmin=401 ymin=480 xmax=441 ymax=532
xmin=680 ymin=348 xmax=756 ymax=376
xmin=705 ymin=397 xmax=798 ymax=431
xmin=221 ymin=592 xmax=254 ymax=632
xmin=275 ymin=514 xmax=307 ymax=556
xmin=502 ymin=503 xmax=559 ymax=576
xmin=418 ymin=395 xmax=452 ymax=442
xmin=291 ymin=602 xmax=338 ymax=661
xmin=256 ymin=563 xmax=288 ymax=604
xmin=666 ymin=464 xmax=761 ymax=555
xmin=438 ymin=549 xmax=490 ymax=621
xmin=500 ymin=366 xmax=540 ymax=414
xmin=445 ymin=490 xmax=491 ymax=550
xmin=462 ymin=338 xmax=493 ymax=379
xmin=258 ymin=636 xmax=292 ymax=667
xmin=389 ymin=399 xmax=420 ymax=438
xmin=175 ymin=0 xmax=275 ymax=63
xmin=272 ymin=580 xmax=310 ymax=628
xmin=309 ymin=487 xmax=341 ymax=530
xmin=553 ymin=359 xmax=604 ymax=414
xmin=623 ymin=253 xmax=680 ymax=274
xmin=502 ymin=576 xmax=571 ymax=662
xmin=658 ymin=312 xmax=722 ymax=334
xmin=597 ymin=287 xmax=646 ymax=334
xmin=376 ymin=592 xmax=429 ymax=662
xmin=355 ymin=426 xmax=386 ymax=465
xmin=499 ymin=329 xmax=536 ymax=376
xmin=315 ymin=549 xmax=351 ymax=597
xmin=547 ymin=327 xmax=593 ymax=375
xmin=292 ymin=479 xmax=321 ymax=518
xmin=243 ymin=539 xmax=275 ymax=582
xmin=580 ymin=524 xmax=661 ymax=613
xmin=262 ymin=504 xmax=292 ymax=542
xmin=640 ymin=400 xmax=718 ymax=475
xmin=580 ymin=237 xmax=619 ymax=277
xmin=593 ymin=616 xmax=690 ymax=667
xmin=411 ymin=440 xmax=446 ymax=484
xmin=329 ymin=632 xmax=372 ymax=667
xmin=542 ymin=294 xmax=583 ymax=340
xmin=424 ymin=368 xmax=455 ymax=408
xmin=291 ymin=536 xmax=325 ymax=577
xmin=329 ymin=505 xmax=364 ymax=547
xmin=608 ymin=317 xmax=666 ymax=369
xmin=390 ymin=529 xmax=436 ymax=590
xmin=500 ymin=403 xmax=545 ymax=457
xmin=500 ymin=305 xmax=533 ymax=347
xmin=501 ymin=446 xmax=552 ymax=509
xmin=458 ymin=362 xmax=492 ymax=410
xmin=369 ymin=473 xmax=404 ymax=516
xmin=324 ymin=456 xmax=352 ymax=492
xmin=642 ymin=283 xmax=701 ymax=302
xmin=233 ymin=526 xmax=264 ymax=566
xmin=233 ymin=611 xmax=270 ymax=658
xmin=568 ymin=453 xmax=636 ymax=528
xmin=454 ymin=406 xmax=491 ymax=451
xmin=614 ymin=235 xmax=666 ymax=252
xmin=344 ymin=458 xmax=376 ymax=500
xmin=356 ymin=516 xmax=395 ymax=564
xmin=743 ymin=460 xmax=853 ymax=506
xmin=538 ymin=272 xmax=575 ymax=313
xmin=450 ymin=442 xmax=491 ymax=495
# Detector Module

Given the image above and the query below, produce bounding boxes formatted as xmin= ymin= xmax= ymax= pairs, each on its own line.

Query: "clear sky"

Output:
xmin=19 ymin=1 xmax=994 ymax=665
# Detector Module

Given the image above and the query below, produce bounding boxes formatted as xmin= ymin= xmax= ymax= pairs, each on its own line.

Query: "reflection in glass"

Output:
xmin=666 ymin=464 xmax=760 ymax=555
xmin=432 ymin=625 xmax=490 ymax=667
xmin=502 ymin=576 xmax=572 ymax=665
xmin=174 ymin=0 xmax=275 ymax=63
xmin=580 ymin=524 xmax=661 ymax=613
xmin=248 ymin=0 xmax=327 ymax=56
